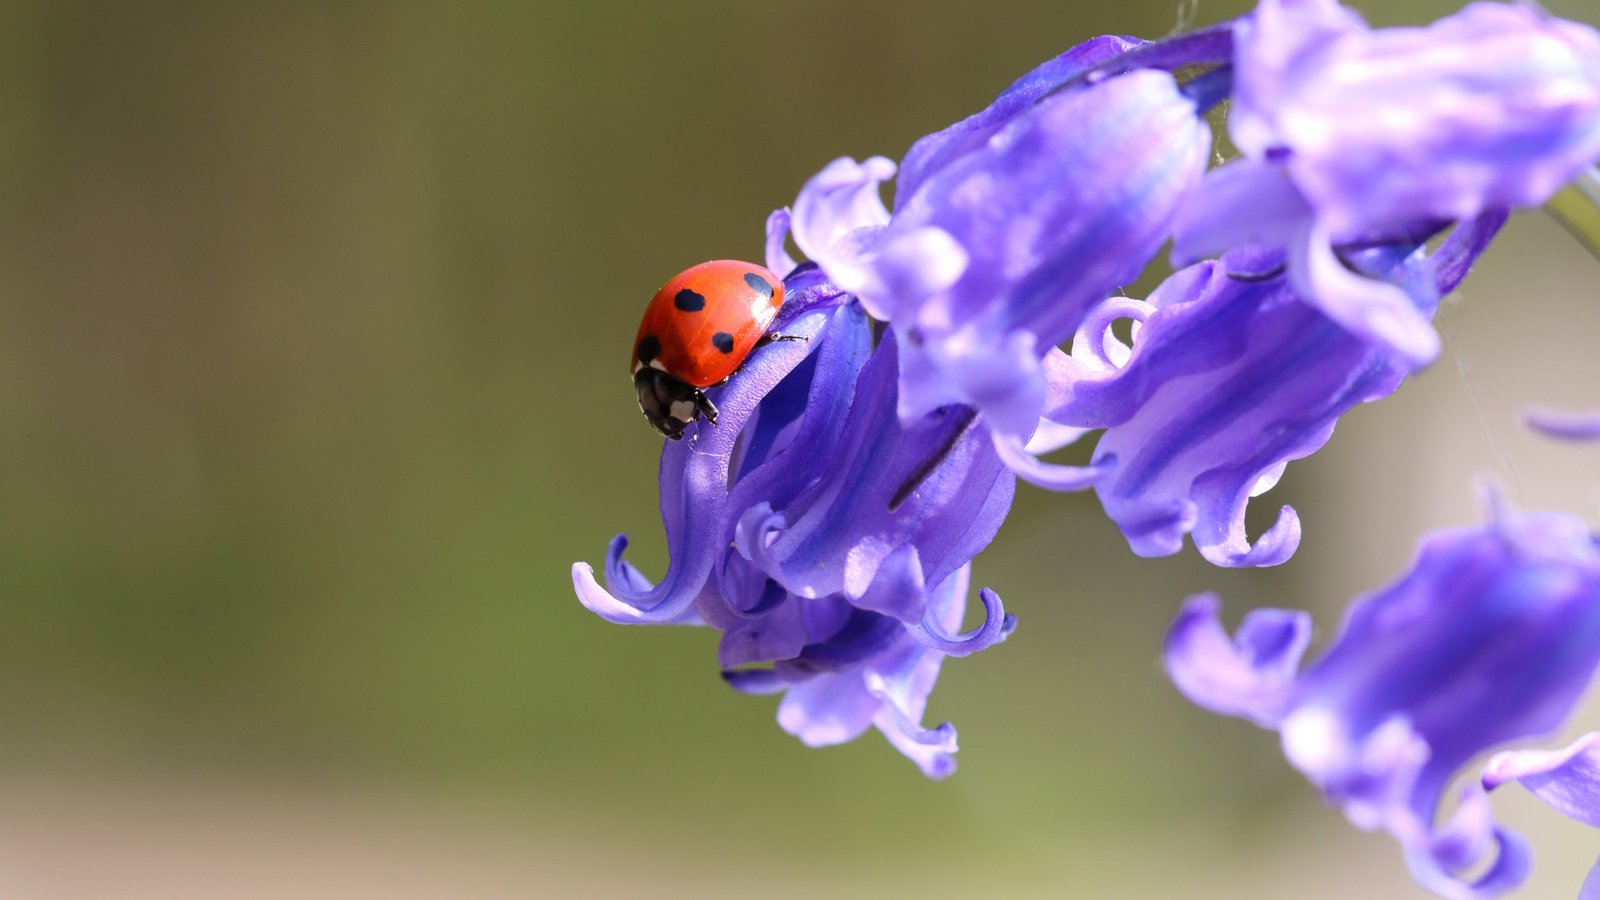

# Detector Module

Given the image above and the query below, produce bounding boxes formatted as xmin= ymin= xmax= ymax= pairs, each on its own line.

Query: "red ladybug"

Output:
xmin=631 ymin=259 xmax=790 ymax=439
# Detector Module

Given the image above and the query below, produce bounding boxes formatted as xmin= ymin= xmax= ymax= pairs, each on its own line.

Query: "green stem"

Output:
xmin=1544 ymin=165 xmax=1600 ymax=262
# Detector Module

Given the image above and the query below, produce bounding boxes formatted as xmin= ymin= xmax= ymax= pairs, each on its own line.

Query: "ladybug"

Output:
xmin=631 ymin=259 xmax=793 ymax=440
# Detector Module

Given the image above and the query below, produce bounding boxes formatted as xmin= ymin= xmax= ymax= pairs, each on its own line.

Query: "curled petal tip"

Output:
xmin=1405 ymin=825 xmax=1531 ymax=900
xmin=912 ymin=586 xmax=1013 ymax=657
xmin=573 ymin=561 xmax=644 ymax=623
xmin=1164 ymin=593 xmax=1310 ymax=727
xmin=574 ymin=560 xmax=704 ymax=626
xmin=1200 ymin=504 xmax=1302 ymax=568
xmin=867 ymin=673 xmax=960 ymax=780
xmin=733 ymin=503 xmax=789 ymax=583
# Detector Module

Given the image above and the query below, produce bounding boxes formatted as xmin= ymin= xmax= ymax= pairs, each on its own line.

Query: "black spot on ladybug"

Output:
xmin=674 ymin=288 xmax=706 ymax=312
xmin=636 ymin=334 xmax=661 ymax=363
xmin=711 ymin=331 xmax=735 ymax=354
xmin=743 ymin=272 xmax=774 ymax=299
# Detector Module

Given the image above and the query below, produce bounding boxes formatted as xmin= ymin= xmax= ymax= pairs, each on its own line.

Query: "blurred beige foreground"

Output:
xmin=0 ymin=772 xmax=1427 ymax=900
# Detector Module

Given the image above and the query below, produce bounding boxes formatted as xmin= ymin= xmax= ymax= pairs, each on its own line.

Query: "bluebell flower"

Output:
xmin=1165 ymin=506 xmax=1600 ymax=898
xmin=1173 ymin=0 xmax=1600 ymax=367
xmin=1015 ymin=213 xmax=1503 ymax=566
xmin=787 ymin=37 xmax=1213 ymax=443
xmin=573 ymin=247 xmax=1016 ymax=777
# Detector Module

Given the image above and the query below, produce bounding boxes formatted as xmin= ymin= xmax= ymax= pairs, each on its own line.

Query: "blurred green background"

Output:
xmin=2 ymin=1 xmax=1599 ymax=897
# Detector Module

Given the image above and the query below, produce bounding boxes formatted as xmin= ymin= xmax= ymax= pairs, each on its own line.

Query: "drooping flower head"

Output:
xmin=1166 ymin=505 xmax=1600 ymax=897
xmin=1026 ymin=212 xmax=1503 ymax=566
xmin=574 ymin=249 xmax=1015 ymax=777
xmin=1175 ymin=0 xmax=1600 ymax=366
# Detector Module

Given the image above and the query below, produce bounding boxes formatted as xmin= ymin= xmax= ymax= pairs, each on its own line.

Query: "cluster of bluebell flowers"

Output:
xmin=575 ymin=0 xmax=1600 ymax=893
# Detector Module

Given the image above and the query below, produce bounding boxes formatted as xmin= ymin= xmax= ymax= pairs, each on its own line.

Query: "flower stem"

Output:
xmin=1544 ymin=166 xmax=1600 ymax=262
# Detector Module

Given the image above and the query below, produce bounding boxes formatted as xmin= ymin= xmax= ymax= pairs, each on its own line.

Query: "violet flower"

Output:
xmin=1165 ymin=507 xmax=1600 ymax=898
xmin=573 ymin=233 xmax=1015 ymax=777
xmin=1173 ymin=0 xmax=1600 ymax=367
xmin=1016 ymin=212 xmax=1503 ymax=567
xmin=788 ymin=36 xmax=1213 ymax=443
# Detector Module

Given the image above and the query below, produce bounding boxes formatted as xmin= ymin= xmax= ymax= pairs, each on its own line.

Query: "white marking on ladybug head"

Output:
xmin=649 ymin=359 xmax=668 ymax=372
xmin=669 ymin=399 xmax=697 ymax=423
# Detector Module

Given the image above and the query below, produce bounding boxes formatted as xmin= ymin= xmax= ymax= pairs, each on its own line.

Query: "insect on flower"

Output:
xmin=630 ymin=259 xmax=796 ymax=439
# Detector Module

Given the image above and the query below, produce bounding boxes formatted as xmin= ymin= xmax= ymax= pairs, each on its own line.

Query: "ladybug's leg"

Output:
xmin=694 ymin=389 xmax=719 ymax=425
xmin=756 ymin=332 xmax=808 ymax=347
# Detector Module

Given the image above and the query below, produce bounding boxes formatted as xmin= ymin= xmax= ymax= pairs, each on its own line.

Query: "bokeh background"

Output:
xmin=3 ymin=1 xmax=1600 ymax=897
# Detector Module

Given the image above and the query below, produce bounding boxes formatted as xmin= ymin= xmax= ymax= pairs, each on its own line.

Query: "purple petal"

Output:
xmin=572 ymin=556 xmax=705 ymax=626
xmin=1024 ymin=417 xmax=1095 ymax=455
xmin=1432 ymin=210 xmax=1508 ymax=295
xmin=797 ymin=608 xmax=904 ymax=672
xmin=1172 ymin=156 xmax=1314 ymax=266
xmin=912 ymin=587 xmax=1014 ymax=658
xmin=849 ymin=543 xmax=928 ymax=624
xmin=1193 ymin=496 xmax=1301 ymax=568
xmin=787 ymin=156 xmax=901 ymax=320
xmin=765 ymin=207 xmax=797 ymax=276
xmin=896 ymin=326 xmax=1044 ymax=437
xmin=777 ymin=671 xmax=879 ymax=748
xmin=869 ymin=682 xmax=958 ymax=780
xmin=1406 ymin=813 xmax=1530 ymax=900
xmin=716 ymin=588 xmax=809 ymax=669
xmin=990 ymin=429 xmax=1106 ymax=491
xmin=791 ymin=156 xmax=893 ymax=261
xmin=1081 ymin=21 xmax=1236 ymax=80
xmin=896 ymin=34 xmax=1145 ymax=202
xmin=1278 ymin=712 xmax=1430 ymax=833
xmin=1289 ymin=220 xmax=1439 ymax=367
xmin=1164 ymin=593 xmax=1311 ymax=727
xmin=732 ymin=502 xmax=787 ymax=587
xmin=1484 ymin=732 xmax=1600 ymax=827
xmin=756 ymin=333 xmax=1015 ymax=602
xmin=859 ymin=566 xmax=980 ymax=778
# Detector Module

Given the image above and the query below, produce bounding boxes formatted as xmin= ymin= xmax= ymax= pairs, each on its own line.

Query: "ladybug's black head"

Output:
xmin=634 ymin=368 xmax=718 ymax=440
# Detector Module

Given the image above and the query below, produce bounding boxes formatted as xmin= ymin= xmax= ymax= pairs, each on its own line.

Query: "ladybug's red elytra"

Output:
xmin=631 ymin=259 xmax=792 ymax=440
